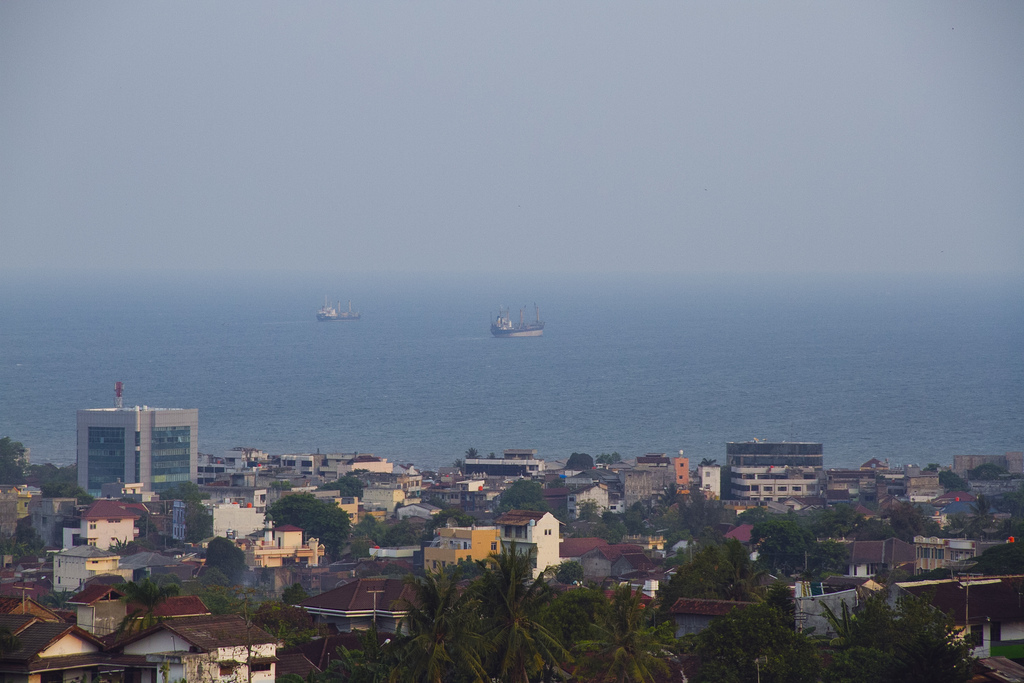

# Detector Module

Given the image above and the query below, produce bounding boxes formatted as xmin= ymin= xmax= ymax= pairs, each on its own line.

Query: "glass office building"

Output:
xmin=77 ymin=407 xmax=198 ymax=495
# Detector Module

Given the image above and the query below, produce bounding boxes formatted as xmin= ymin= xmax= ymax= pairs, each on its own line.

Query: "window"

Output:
xmin=544 ymin=529 xmax=551 ymax=536
xmin=220 ymin=664 xmax=237 ymax=677
xmin=89 ymin=523 xmax=97 ymax=530
xmin=992 ymin=621 xmax=1002 ymax=643
xmin=251 ymin=663 xmax=272 ymax=673
xmin=491 ymin=542 xmax=497 ymax=551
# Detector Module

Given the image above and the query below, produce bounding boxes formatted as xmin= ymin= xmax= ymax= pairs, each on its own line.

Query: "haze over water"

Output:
xmin=1 ymin=273 xmax=1020 ymax=473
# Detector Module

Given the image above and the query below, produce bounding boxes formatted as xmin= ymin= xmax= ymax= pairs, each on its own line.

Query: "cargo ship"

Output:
xmin=317 ymin=298 xmax=361 ymax=321
xmin=491 ymin=305 xmax=544 ymax=337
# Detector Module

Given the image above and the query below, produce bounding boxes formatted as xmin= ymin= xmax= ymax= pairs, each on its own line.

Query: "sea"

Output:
xmin=1 ymin=272 xmax=1021 ymax=473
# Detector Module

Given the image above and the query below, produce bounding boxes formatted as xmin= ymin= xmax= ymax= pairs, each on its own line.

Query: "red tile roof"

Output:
xmin=559 ymin=538 xmax=609 ymax=558
xmin=724 ymin=524 xmax=753 ymax=543
xmin=275 ymin=525 xmax=304 ymax=532
xmin=81 ymin=500 xmax=143 ymax=520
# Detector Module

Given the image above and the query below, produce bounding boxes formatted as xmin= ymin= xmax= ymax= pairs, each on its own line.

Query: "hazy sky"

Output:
xmin=2 ymin=2 xmax=1022 ymax=275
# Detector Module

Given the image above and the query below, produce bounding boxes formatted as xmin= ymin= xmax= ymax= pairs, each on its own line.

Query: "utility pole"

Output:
xmin=369 ymin=587 xmax=386 ymax=628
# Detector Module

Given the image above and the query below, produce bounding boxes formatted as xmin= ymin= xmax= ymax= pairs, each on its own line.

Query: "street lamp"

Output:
xmin=755 ymin=655 xmax=767 ymax=683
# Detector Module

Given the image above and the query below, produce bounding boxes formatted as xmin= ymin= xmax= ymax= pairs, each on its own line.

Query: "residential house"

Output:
xmin=578 ymin=544 xmax=653 ymax=580
xmin=63 ymin=499 xmax=146 ymax=550
xmin=913 ymin=536 xmax=979 ymax=574
xmin=846 ymin=538 xmax=916 ymax=577
xmin=793 ymin=582 xmax=858 ymax=637
xmin=697 ymin=464 xmax=721 ymax=500
xmin=495 ymin=510 xmax=561 ymax=579
xmin=246 ymin=525 xmax=324 ymax=569
xmin=895 ymin=576 xmax=1024 ymax=659
xmin=423 ymin=525 xmax=499 ymax=571
xmin=559 ymin=538 xmax=609 ymax=564
xmin=361 ymin=486 xmax=406 ymax=515
xmin=300 ymin=578 xmax=416 ymax=633
xmin=670 ymin=598 xmax=752 ymax=637
xmin=330 ymin=453 xmax=393 ymax=477
xmin=54 ymin=545 xmax=129 ymax=592
xmin=566 ymin=484 xmax=609 ymax=519
xmin=396 ymin=502 xmax=441 ymax=521
xmin=0 ymin=596 xmax=63 ymax=623
xmin=211 ymin=502 xmax=265 ymax=539
xmin=70 ymin=585 xmax=210 ymax=636
xmin=28 ymin=498 xmax=78 ymax=548
xmin=112 ymin=614 xmax=278 ymax=683
xmin=0 ymin=614 xmax=106 ymax=683
xmin=906 ymin=472 xmax=943 ymax=503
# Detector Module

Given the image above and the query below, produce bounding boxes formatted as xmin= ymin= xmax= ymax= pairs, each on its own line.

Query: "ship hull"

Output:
xmin=317 ymin=314 xmax=361 ymax=321
xmin=491 ymin=325 xmax=543 ymax=338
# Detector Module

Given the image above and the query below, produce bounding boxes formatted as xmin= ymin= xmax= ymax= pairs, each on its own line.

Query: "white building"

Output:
xmin=211 ymin=502 xmax=266 ymax=539
xmin=495 ymin=510 xmax=561 ymax=579
xmin=726 ymin=441 xmax=823 ymax=503
xmin=566 ymin=484 xmax=609 ymax=519
xmin=62 ymin=499 xmax=143 ymax=550
xmin=698 ymin=464 xmax=721 ymax=499
xmin=54 ymin=545 xmax=129 ymax=591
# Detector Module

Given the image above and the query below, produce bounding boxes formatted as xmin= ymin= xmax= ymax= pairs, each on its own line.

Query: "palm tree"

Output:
xmin=465 ymin=447 xmax=479 ymax=459
xmin=116 ymin=578 xmax=180 ymax=634
xmin=819 ymin=600 xmax=855 ymax=647
xmin=699 ymin=458 xmax=718 ymax=467
xmin=0 ymin=627 xmax=20 ymax=657
xmin=478 ymin=543 xmax=568 ymax=683
xmin=40 ymin=589 xmax=75 ymax=610
xmin=393 ymin=567 xmax=489 ymax=683
xmin=579 ymin=584 xmax=670 ymax=683
xmin=969 ymin=494 xmax=995 ymax=539
xmin=718 ymin=538 xmax=766 ymax=602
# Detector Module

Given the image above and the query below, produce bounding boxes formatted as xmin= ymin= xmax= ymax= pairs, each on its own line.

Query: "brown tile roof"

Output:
xmin=116 ymin=614 xmax=277 ymax=651
xmin=128 ymin=595 xmax=209 ymax=618
xmin=69 ymin=585 xmax=122 ymax=606
xmin=277 ymin=653 xmax=320 ymax=678
xmin=0 ymin=615 xmax=104 ymax=662
xmin=848 ymin=538 xmax=916 ymax=565
xmin=495 ymin=510 xmax=549 ymax=525
xmin=0 ymin=596 xmax=63 ymax=622
xmin=274 ymin=525 xmax=304 ymax=532
xmin=300 ymin=578 xmax=416 ymax=614
xmin=900 ymin=577 xmax=1024 ymax=625
xmin=560 ymin=537 xmax=609 ymax=558
xmin=81 ymin=500 xmax=143 ymax=520
xmin=584 ymin=544 xmax=645 ymax=562
xmin=670 ymin=598 xmax=753 ymax=617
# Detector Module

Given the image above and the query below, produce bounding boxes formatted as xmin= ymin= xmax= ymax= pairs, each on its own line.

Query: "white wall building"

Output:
xmin=495 ymin=510 xmax=561 ymax=579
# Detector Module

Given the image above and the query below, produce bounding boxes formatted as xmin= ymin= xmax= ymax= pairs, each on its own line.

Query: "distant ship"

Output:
xmin=317 ymin=298 xmax=361 ymax=321
xmin=491 ymin=305 xmax=544 ymax=337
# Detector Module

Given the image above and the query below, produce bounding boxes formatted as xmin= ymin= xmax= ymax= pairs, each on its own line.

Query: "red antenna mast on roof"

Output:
xmin=115 ymin=381 xmax=123 ymax=409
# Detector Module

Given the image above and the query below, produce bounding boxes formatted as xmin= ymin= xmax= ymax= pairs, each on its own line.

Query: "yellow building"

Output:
xmin=424 ymin=525 xmax=500 ymax=571
xmin=246 ymin=525 xmax=324 ymax=569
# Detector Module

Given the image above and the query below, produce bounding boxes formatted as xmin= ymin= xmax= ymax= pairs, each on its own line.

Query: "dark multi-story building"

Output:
xmin=77 ymin=406 xmax=198 ymax=495
xmin=464 ymin=449 xmax=545 ymax=478
xmin=726 ymin=441 xmax=824 ymax=503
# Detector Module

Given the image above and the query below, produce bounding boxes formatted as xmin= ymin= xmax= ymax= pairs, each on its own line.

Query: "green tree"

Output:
xmin=116 ymin=578 xmax=181 ymax=634
xmin=566 ymin=452 xmax=594 ymax=470
xmin=596 ymin=453 xmax=622 ymax=465
xmin=689 ymin=601 xmax=821 ymax=683
xmin=465 ymin=447 xmax=479 ymax=459
xmin=0 ymin=437 xmax=28 ymax=485
xmin=39 ymin=481 xmax=94 ymax=504
xmin=538 ymin=586 xmax=610 ymax=650
xmin=319 ymin=474 xmax=363 ymax=498
xmin=969 ymin=463 xmax=1008 ymax=481
xmin=477 ymin=543 xmax=567 ymax=683
xmin=578 ymin=584 xmax=672 ymax=683
xmin=205 ymin=537 xmax=247 ymax=584
xmin=252 ymin=601 xmax=325 ymax=648
xmin=498 ymin=480 xmax=548 ymax=513
xmin=161 ymin=481 xmax=213 ymax=543
xmin=554 ymin=560 xmax=584 ymax=584
xmin=806 ymin=539 xmax=849 ymax=578
xmin=393 ymin=567 xmax=489 ymax=683
xmin=883 ymin=502 xmax=940 ymax=542
xmin=656 ymin=539 xmax=763 ymax=626
xmin=282 ymin=583 xmax=308 ymax=604
xmin=751 ymin=517 xmax=813 ymax=575
xmin=939 ymin=470 xmax=969 ymax=492
xmin=966 ymin=493 xmax=996 ymax=539
xmin=266 ymin=493 xmax=351 ymax=556
xmin=820 ymin=593 xmax=972 ymax=683
xmin=969 ymin=541 xmax=1024 ymax=574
